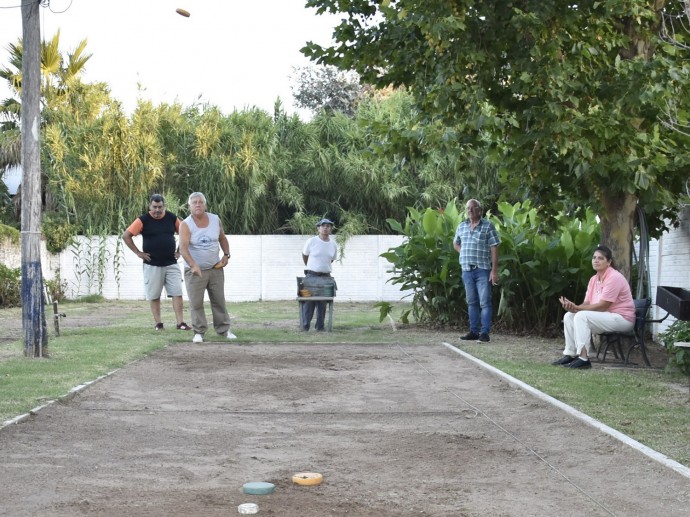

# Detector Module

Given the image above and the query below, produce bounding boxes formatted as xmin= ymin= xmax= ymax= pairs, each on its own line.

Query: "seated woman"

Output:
xmin=552 ymin=245 xmax=635 ymax=369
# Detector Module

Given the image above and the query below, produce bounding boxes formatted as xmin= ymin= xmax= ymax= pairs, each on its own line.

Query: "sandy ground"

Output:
xmin=1 ymin=336 xmax=689 ymax=517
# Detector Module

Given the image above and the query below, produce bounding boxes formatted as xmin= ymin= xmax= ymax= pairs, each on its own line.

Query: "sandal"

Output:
xmin=176 ymin=322 xmax=191 ymax=330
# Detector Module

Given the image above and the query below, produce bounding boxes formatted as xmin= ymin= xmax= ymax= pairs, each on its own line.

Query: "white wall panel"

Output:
xmin=47 ymin=234 xmax=408 ymax=302
xmin=6 ymin=206 xmax=685 ymax=332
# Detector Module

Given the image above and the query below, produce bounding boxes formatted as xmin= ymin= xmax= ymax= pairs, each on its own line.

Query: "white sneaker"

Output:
xmin=226 ymin=331 xmax=237 ymax=340
xmin=192 ymin=333 xmax=203 ymax=343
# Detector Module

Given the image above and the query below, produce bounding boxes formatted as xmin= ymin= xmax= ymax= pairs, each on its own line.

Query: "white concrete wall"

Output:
xmin=4 ymin=209 xmax=689 ymax=327
xmin=0 ymin=236 xmax=58 ymax=274
xmin=649 ymin=205 xmax=690 ymax=336
xmin=52 ymin=235 xmax=408 ymax=302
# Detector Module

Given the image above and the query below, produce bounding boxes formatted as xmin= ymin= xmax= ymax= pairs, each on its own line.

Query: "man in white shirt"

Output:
xmin=301 ymin=218 xmax=338 ymax=331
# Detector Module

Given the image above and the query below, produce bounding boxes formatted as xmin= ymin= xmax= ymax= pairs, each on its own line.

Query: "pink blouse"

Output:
xmin=584 ymin=267 xmax=635 ymax=323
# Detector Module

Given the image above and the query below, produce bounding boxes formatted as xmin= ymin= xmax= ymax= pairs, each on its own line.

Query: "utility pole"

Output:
xmin=21 ymin=0 xmax=47 ymax=357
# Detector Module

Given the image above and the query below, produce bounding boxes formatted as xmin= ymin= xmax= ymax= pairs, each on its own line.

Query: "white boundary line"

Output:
xmin=442 ymin=342 xmax=690 ymax=480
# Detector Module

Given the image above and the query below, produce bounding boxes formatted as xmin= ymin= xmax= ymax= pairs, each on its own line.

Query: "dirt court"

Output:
xmin=1 ymin=337 xmax=689 ymax=517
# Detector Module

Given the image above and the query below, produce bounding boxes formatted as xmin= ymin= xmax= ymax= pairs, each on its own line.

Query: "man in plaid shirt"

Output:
xmin=453 ymin=199 xmax=501 ymax=342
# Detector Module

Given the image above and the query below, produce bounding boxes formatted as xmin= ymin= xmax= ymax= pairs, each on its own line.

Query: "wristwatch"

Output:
xmin=224 ymin=252 xmax=231 ymax=258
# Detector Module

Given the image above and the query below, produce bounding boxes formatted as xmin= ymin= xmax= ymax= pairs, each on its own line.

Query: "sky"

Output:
xmin=0 ymin=0 xmax=340 ymax=116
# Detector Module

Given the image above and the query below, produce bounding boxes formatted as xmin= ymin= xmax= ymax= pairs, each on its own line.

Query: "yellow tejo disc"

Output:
xmin=292 ymin=472 xmax=323 ymax=486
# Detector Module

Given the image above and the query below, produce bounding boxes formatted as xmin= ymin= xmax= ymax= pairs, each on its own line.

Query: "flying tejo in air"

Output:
xmin=176 ymin=8 xmax=190 ymax=17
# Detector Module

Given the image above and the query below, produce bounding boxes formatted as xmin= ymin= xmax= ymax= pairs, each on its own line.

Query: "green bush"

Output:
xmin=490 ymin=201 xmax=600 ymax=334
xmin=44 ymin=268 xmax=68 ymax=302
xmin=381 ymin=200 xmax=465 ymax=326
xmin=658 ymin=320 xmax=690 ymax=377
xmin=0 ymin=264 xmax=21 ymax=308
xmin=42 ymin=214 xmax=77 ymax=254
xmin=0 ymin=181 xmax=16 ymax=226
xmin=382 ymin=199 xmax=600 ymax=333
xmin=0 ymin=222 xmax=20 ymax=244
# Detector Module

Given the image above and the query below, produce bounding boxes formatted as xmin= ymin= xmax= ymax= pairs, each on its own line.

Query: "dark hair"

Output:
xmin=149 ymin=194 xmax=164 ymax=203
xmin=594 ymin=245 xmax=615 ymax=269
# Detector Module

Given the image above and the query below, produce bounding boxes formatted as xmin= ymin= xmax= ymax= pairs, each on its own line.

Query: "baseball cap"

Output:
xmin=316 ymin=218 xmax=334 ymax=227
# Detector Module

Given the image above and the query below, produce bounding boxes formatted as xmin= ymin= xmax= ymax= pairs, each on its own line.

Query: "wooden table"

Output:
xmin=297 ymin=296 xmax=334 ymax=332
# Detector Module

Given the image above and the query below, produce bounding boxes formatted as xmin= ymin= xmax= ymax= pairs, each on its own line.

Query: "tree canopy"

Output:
xmin=302 ymin=0 xmax=690 ymax=278
xmin=291 ymin=64 xmax=368 ymax=116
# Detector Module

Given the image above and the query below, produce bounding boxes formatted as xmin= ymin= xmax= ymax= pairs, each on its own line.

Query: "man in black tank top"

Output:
xmin=122 ymin=194 xmax=191 ymax=331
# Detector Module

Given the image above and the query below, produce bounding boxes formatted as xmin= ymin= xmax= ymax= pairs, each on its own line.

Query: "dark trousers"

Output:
xmin=301 ymin=300 xmax=327 ymax=331
xmin=301 ymin=271 xmax=331 ymax=331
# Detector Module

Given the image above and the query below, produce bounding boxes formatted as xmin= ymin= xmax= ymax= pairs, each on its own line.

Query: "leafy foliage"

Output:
xmin=44 ymin=267 xmax=68 ymax=302
xmin=42 ymin=213 xmax=77 ymax=254
xmin=291 ymin=65 xmax=367 ymax=116
xmin=0 ymin=31 xmax=91 ymax=169
xmin=0 ymin=263 xmax=20 ymax=308
xmin=0 ymin=222 xmax=19 ymax=243
xmin=490 ymin=201 xmax=600 ymax=334
xmin=381 ymin=200 xmax=465 ymax=325
xmin=302 ymin=0 xmax=690 ymax=277
xmin=658 ymin=320 xmax=690 ymax=377
xmin=382 ymin=200 xmax=600 ymax=332
xmin=0 ymin=176 xmax=15 ymax=225
xmin=1 ymin=31 xmax=515 ymax=241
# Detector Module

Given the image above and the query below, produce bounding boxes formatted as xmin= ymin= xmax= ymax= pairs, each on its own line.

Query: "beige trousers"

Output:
xmin=183 ymin=268 xmax=231 ymax=336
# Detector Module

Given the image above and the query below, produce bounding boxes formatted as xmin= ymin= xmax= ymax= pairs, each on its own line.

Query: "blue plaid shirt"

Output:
xmin=453 ymin=218 xmax=500 ymax=271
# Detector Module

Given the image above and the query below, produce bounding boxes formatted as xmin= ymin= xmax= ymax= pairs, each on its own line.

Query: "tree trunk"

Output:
xmin=21 ymin=0 xmax=47 ymax=357
xmin=599 ymin=192 xmax=637 ymax=282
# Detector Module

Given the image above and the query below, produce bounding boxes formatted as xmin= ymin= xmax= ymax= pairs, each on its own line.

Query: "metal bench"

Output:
xmin=296 ymin=276 xmax=335 ymax=332
xmin=595 ymin=298 xmax=669 ymax=367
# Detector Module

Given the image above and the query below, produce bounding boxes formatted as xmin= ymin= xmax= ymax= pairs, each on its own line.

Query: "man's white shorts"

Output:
xmin=143 ymin=263 xmax=183 ymax=300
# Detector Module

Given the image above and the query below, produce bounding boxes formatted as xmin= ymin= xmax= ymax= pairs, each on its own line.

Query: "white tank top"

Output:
xmin=183 ymin=213 xmax=222 ymax=270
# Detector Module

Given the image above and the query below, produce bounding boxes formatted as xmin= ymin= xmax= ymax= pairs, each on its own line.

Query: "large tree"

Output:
xmin=303 ymin=0 xmax=690 ymax=278
xmin=291 ymin=64 xmax=368 ymax=116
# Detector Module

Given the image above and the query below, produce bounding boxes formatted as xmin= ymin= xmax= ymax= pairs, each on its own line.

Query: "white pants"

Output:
xmin=563 ymin=311 xmax=634 ymax=356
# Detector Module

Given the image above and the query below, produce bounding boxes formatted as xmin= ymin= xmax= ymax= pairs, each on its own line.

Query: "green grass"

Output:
xmin=460 ymin=342 xmax=690 ymax=466
xmin=1 ymin=300 xmax=688 ymax=467
xmin=0 ymin=324 xmax=170 ymax=421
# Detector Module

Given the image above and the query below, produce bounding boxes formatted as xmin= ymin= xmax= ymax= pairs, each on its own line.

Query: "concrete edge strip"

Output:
xmin=442 ymin=342 xmax=690 ymax=480
xmin=0 ymin=369 xmax=120 ymax=431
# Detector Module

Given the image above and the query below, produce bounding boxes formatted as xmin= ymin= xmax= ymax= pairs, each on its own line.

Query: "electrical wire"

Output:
xmin=47 ymin=0 xmax=72 ymax=14
xmin=0 ymin=0 xmax=70 ymax=11
xmin=0 ymin=0 xmax=43 ymax=9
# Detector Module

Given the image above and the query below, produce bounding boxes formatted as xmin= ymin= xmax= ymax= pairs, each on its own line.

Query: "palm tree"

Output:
xmin=0 ymin=30 xmax=91 ymax=171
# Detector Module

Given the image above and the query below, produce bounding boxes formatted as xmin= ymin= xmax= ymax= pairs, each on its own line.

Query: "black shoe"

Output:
xmin=460 ymin=332 xmax=479 ymax=340
xmin=477 ymin=333 xmax=490 ymax=342
xmin=552 ymin=355 xmax=577 ymax=366
xmin=564 ymin=358 xmax=592 ymax=369
xmin=154 ymin=323 xmax=164 ymax=331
